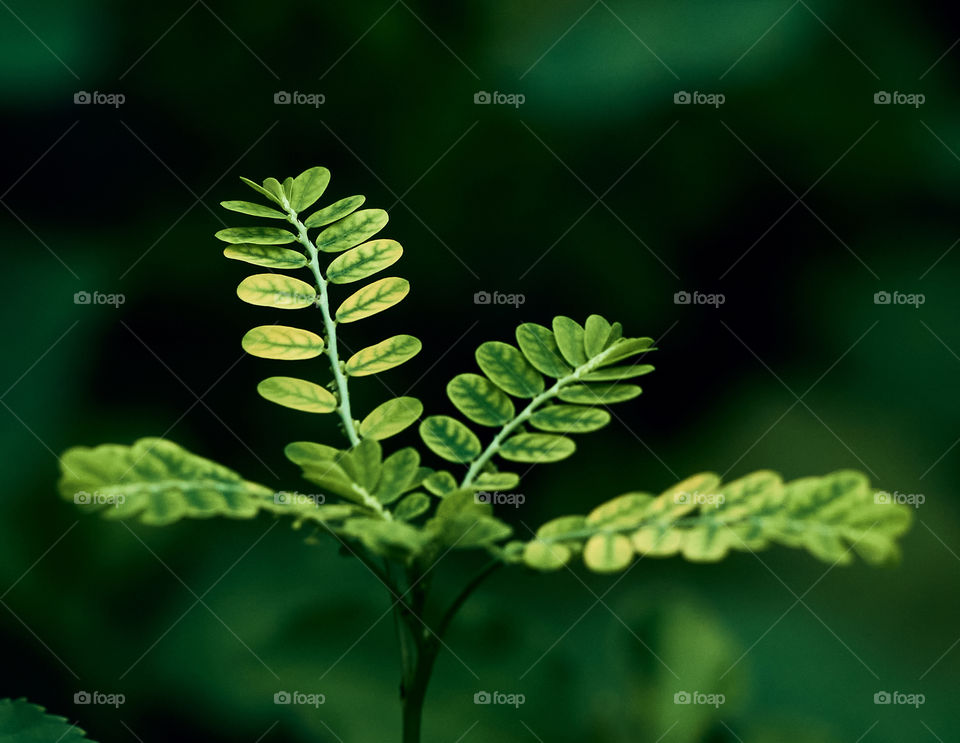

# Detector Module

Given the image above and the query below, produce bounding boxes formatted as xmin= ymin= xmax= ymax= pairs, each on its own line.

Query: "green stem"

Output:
xmin=284 ymin=204 xmax=360 ymax=447
xmin=460 ymin=346 xmax=623 ymax=488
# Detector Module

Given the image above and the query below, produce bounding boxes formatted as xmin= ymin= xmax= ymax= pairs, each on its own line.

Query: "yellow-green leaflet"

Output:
xmin=584 ymin=533 xmax=633 ymax=572
xmin=220 ymin=200 xmax=287 ymax=219
xmin=584 ymin=314 xmax=613 ymax=358
xmin=237 ymin=274 xmax=316 ymax=309
xmin=359 ymin=397 xmax=423 ymax=440
xmin=498 ymin=433 xmax=575 ymax=463
xmin=345 ymin=335 xmax=422 ymax=377
xmin=241 ymin=326 xmax=324 ymax=360
xmin=223 ymin=245 xmax=307 ymax=269
xmin=516 ymin=323 xmax=571 ymax=378
xmin=552 ymin=316 xmax=587 ymax=366
xmin=529 ymin=405 xmax=611 ymax=433
xmin=419 ymin=416 xmax=481 ymax=463
xmin=326 ymin=239 xmax=403 ymax=284
xmin=303 ymin=195 xmax=365 ymax=228
xmin=287 ymin=166 xmax=331 ymax=212
xmin=475 ymin=341 xmax=544 ymax=398
xmin=215 ymin=226 xmax=296 ymax=245
xmin=316 ymin=209 xmax=389 ymax=252
xmin=446 ymin=373 xmax=514 ymax=427
xmin=257 ymin=377 xmax=337 ymax=413
xmin=335 ymin=277 xmax=409 ymax=323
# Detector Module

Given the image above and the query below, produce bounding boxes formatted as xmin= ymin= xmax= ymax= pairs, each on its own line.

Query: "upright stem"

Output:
xmin=284 ymin=204 xmax=360 ymax=447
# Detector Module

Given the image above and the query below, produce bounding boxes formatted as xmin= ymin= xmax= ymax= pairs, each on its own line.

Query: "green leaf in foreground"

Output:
xmin=447 ymin=373 xmax=515 ymax=427
xmin=498 ymin=433 xmax=576 ymax=463
xmin=476 ymin=341 xmax=544 ymax=398
xmin=316 ymin=209 xmax=389 ymax=252
xmin=215 ymin=226 xmax=297 ymax=245
xmin=223 ymin=245 xmax=307 ymax=269
xmin=345 ymin=335 xmax=422 ymax=377
xmin=326 ymin=239 xmax=403 ymax=284
xmin=257 ymin=377 xmax=337 ymax=413
xmin=241 ymin=325 xmax=324 ymax=360
xmin=220 ymin=200 xmax=287 ymax=219
xmin=287 ymin=166 xmax=331 ymax=212
xmin=58 ymin=438 xmax=275 ymax=526
xmin=335 ymin=277 xmax=409 ymax=323
xmin=303 ymin=195 xmax=365 ymax=228
xmin=419 ymin=416 xmax=481 ymax=463
xmin=359 ymin=397 xmax=423 ymax=440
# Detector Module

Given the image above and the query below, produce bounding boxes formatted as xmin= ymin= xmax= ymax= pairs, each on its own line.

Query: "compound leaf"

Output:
xmin=447 ymin=373 xmax=515 ymax=427
xmin=58 ymin=438 xmax=275 ymax=526
xmin=529 ymin=405 xmax=611 ymax=433
xmin=359 ymin=397 xmax=423 ymax=440
xmin=242 ymin=325 xmax=324 ymax=360
xmin=476 ymin=341 xmax=544 ymax=398
xmin=223 ymin=245 xmax=307 ymax=269
xmin=304 ymin=195 xmax=365 ymax=228
xmin=220 ymin=200 xmax=287 ymax=219
xmin=516 ymin=323 xmax=571 ymax=378
xmin=237 ymin=274 xmax=316 ymax=309
xmin=215 ymin=226 xmax=296 ymax=245
xmin=345 ymin=335 xmax=422 ymax=377
xmin=326 ymin=239 xmax=403 ymax=284
xmin=335 ymin=277 xmax=409 ymax=323
xmin=288 ymin=166 xmax=330 ymax=212
xmin=420 ymin=416 xmax=481 ymax=463
xmin=499 ymin=433 xmax=575 ymax=463
xmin=256 ymin=377 xmax=337 ymax=414
xmin=316 ymin=209 xmax=388 ymax=252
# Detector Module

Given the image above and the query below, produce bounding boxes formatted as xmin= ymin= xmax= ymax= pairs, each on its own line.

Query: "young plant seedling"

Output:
xmin=47 ymin=167 xmax=912 ymax=743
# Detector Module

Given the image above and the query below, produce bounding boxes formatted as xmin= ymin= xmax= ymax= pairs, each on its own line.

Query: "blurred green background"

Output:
xmin=2 ymin=1 xmax=958 ymax=741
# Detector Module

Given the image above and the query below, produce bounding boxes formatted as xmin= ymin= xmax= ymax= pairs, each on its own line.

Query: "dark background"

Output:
xmin=2 ymin=1 xmax=959 ymax=741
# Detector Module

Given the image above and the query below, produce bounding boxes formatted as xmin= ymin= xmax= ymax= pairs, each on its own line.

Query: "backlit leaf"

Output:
xmin=584 ymin=533 xmax=634 ymax=572
xmin=237 ymin=274 xmax=316 ymax=309
xmin=516 ymin=323 xmax=571 ymax=378
xmin=581 ymin=364 xmax=655 ymax=381
xmin=476 ymin=341 xmax=544 ymax=398
xmin=288 ymin=166 xmax=330 ymax=212
xmin=558 ymin=383 xmax=642 ymax=405
xmin=394 ymin=492 xmax=431 ymax=521
xmin=358 ymin=397 xmax=423 ymax=440
xmin=223 ymin=244 xmax=306 ymax=269
xmin=375 ymin=448 xmax=420 ymax=504
xmin=215 ymin=226 xmax=296 ymax=245
xmin=499 ymin=433 xmax=575 ymax=463
xmin=601 ymin=337 xmax=655 ymax=366
xmin=326 ymin=239 xmax=403 ymax=284
xmin=552 ymin=316 xmax=587 ymax=367
xmin=240 ymin=176 xmax=283 ymax=205
xmin=304 ymin=195 xmax=365 ymax=228
xmin=345 ymin=335 xmax=422 ymax=377
xmin=241 ymin=325 xmax=324 ymax=360
xmin=335 ymin=277 xmax=409 ymax=323
xmin=420 ymin=415 xmax=481 ymax=463
xmin=472 ymin=471 xmax=520 ymax=490
xmin=423 ymin=471 xmax=458 ymax=496
xmin=256 ymin=377 xmax=337 ymax=413
xmin=316 ymin=209 xmax=388 ymax=252
xmin=529 ymin=405 xmax=611 ymax=433
xmin=523 ymin=540 xmax=571 ymax=570
xmin=447 ymin=373 xmax=515 ymax=427
xmin=220 ymin=200 xmax=287 ymax=219
xmin=584 ymin=314 xmax=613 ymax=358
